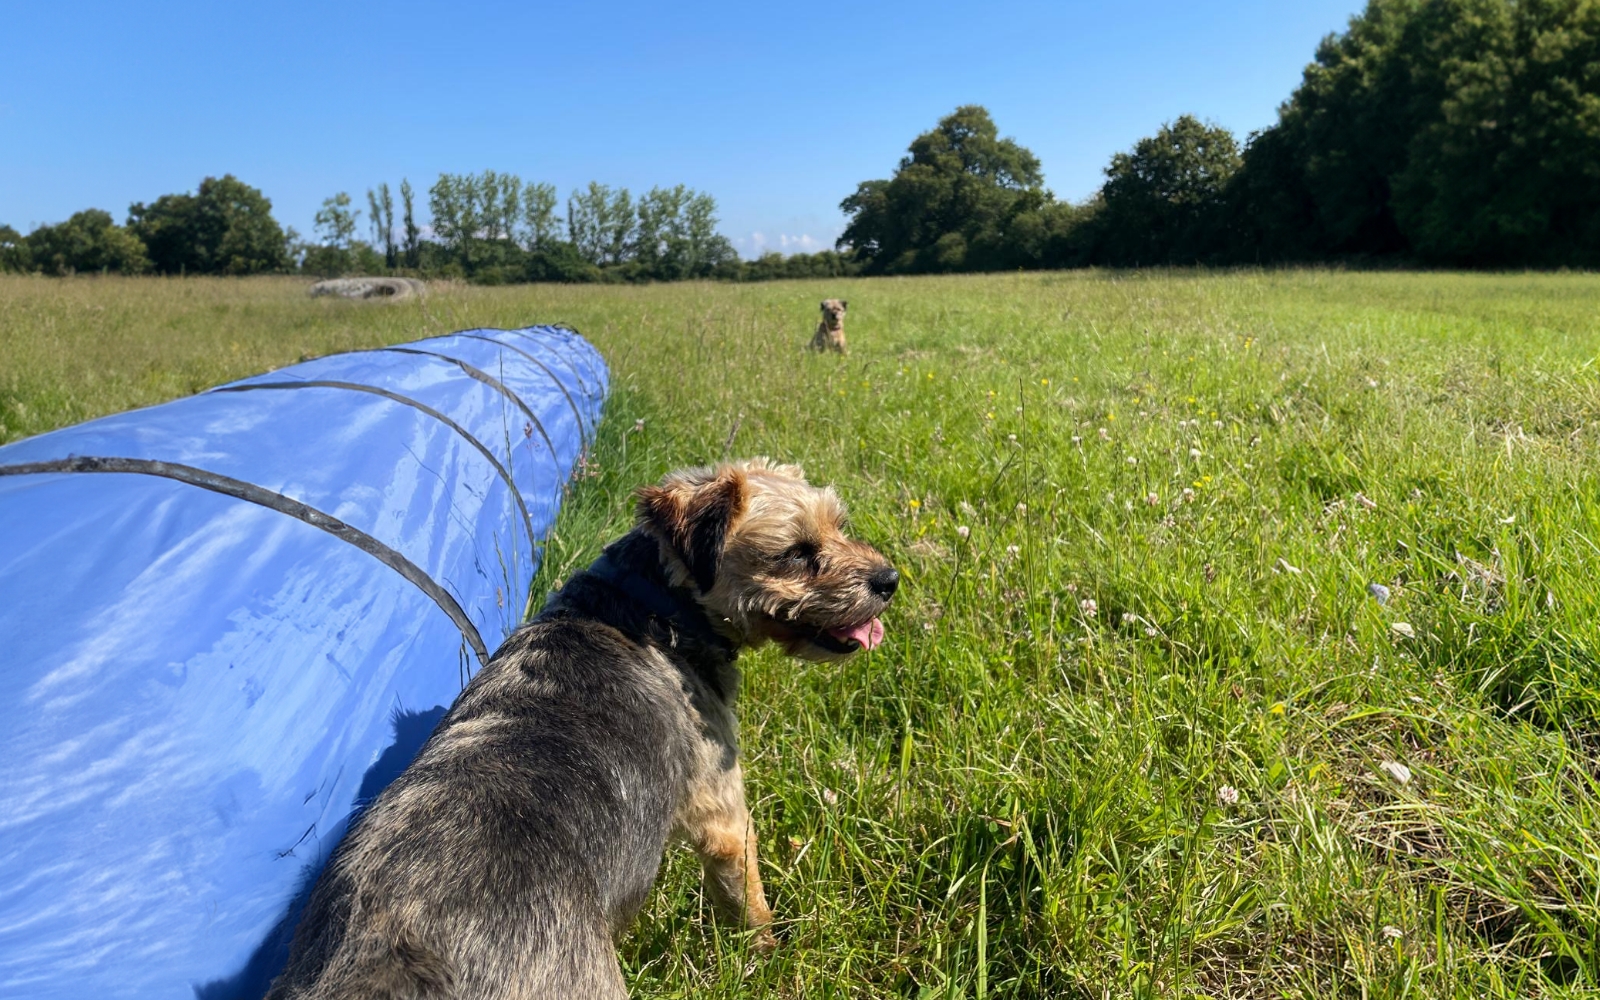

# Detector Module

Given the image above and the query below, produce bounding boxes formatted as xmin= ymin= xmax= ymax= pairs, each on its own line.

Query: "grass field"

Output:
xmin=6 ymin=270 xmax=1600 ymax=998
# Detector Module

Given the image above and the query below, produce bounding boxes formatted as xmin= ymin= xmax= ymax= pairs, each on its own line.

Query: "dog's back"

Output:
xmin=267 ymin=615 xmax=697 ymax=1000
xmin=268 ymin=462 xmax=896 ymax=999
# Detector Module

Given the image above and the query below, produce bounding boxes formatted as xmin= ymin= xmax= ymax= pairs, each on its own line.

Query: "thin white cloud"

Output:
xmin=733 ymin=229 xmax=838 ymax=259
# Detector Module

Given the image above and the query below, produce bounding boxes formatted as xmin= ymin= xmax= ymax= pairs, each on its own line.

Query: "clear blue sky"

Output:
xmin=1 ymin=0 xmax=1363 ymax=258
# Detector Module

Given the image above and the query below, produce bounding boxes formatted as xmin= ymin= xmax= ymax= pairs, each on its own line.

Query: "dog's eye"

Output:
xmin=777 ymin=542 xmax=819 ymax=573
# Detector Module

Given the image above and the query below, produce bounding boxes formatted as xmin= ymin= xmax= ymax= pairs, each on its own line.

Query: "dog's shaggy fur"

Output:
xmin=809 ymin=299 xmax=848 ymax=354
xmin=265 ymin=459 xmax=898 ymax=999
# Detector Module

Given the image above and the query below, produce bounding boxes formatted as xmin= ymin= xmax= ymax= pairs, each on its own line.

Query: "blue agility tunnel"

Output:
xmin=0 ymin=326 xmax=607 ymax=998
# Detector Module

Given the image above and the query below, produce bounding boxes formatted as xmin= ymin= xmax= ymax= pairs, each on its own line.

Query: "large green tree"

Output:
xmin=566 ymin=182 xmax=636 ymax=266
xmin=1237 ymin=0 xmax=1600 ymax=264
xmin=367 ymin=183 xmax=396 ymax=268
xmin=25 ymin=210 xmax=151 ymax=275
xmin=1095 ymin=115 xmax=1241 ymax=265
xmin=1394 ymin=0 xmax=1600 ymax=262
xmin=305 ymin=192 xmax=362 ymax=276
xmin=427 ymin=174 xmax=479 ymax=252
xmin=400 ymin=179 xmax=421 ymax=268
xmin=519 ymin=182 xmax=561 ymax=250
xmin=127 ymin=175 xmax=287 ymax=275
xmin=629 ymin=185 xmax=735 ymax=279
xmin=313 ymin=192 xmax=358 ymax=249
xmin=838 ymin=105 xmax=1053 ymax=273
xmin=0 ymin=224 xmax=30 ymax=272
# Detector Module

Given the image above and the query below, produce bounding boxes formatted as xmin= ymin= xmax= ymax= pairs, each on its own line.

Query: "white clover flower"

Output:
xmin=1145 ymin=492 xmax=1160 ymax=506
xmin=1182 ymin=487 xmax=1196 ymax=503
xmin=1189 ymin=448 xmax=1202 ymax=459
xmin=956 ymin=525 xmax=970 ymax=539
xmin=1005 ymin=544 xmax=1021 ymax=557
xmin=1126 ymin=456 xmax=1138 ymax=465
xmin=1079 ymin=598 xmax=1098 ymax=617
xmin=1098 ymin=427 xmax=1110 ymax=440
xmin=1379 ymin=761 xmax=1412 ymax=785
xmin=1382 ymin=925 xmax=1404 ymax=941
xmin=1217 ymin=785 xmax=1240 ymax=807
xmin=821 ymin=788 xmax=839 ymax=806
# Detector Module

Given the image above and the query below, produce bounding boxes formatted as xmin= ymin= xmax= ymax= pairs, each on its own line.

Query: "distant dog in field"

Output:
xmin=809 ymin=299 xmax=848 ymax=354
xmin=266 ymin=458 xmax=899 ymax=1000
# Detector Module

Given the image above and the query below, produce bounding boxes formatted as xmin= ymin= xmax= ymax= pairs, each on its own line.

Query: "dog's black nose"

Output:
xmin=868 ymin=566 xmax=900 ymax=599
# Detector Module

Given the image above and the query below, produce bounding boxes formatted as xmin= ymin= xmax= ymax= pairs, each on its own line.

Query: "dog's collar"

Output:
xmin=585 ymin=550 xmax=737 ymax=658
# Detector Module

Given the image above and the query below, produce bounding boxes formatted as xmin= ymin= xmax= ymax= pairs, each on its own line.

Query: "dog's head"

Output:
xmin=636 ymin=458 xmax=896 ymax=661
xmin=820 ymin=299 xmax=847 ymax=329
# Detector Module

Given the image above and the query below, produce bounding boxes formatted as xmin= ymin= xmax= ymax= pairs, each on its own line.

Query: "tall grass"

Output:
xmin=6 ymin=269 xmax=1600 ymax=997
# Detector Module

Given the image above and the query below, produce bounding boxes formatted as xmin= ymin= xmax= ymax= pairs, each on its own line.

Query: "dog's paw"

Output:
xmin=751 ymin=926 xmax=779 ymax=955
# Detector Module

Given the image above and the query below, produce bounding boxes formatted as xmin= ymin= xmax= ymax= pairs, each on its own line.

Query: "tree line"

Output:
xmin=0 ymin=167 xmax=855 ymax=283
xmin=8 ymin=0 xmax=1596 ymax=280
xmin=307 ymin=172 xmax=748 ymax=283
xmin=0 ymin=172 xmax=739 ymax=282
xmin=840 ymin=0 xmax=1600 ymax=271
xmin=0 ymin=176 xmax=292 ymax=277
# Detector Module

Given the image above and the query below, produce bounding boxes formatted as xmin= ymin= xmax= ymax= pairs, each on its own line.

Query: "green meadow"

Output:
xmin=6 ymin=271 xmax=1600 ymax=997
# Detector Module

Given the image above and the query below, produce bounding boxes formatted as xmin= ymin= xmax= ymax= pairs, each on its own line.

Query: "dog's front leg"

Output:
xmin=680 ymin=761 xmax=777 ymax=951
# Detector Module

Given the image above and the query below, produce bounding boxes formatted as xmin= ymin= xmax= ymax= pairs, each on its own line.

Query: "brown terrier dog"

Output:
xmin=266 ymin=459 xmax=898 ymax=999
xmin=808 ymin=299 xmax=848 ymax=354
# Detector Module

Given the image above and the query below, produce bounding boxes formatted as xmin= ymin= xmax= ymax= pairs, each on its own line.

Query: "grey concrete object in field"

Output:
xmin=308 ymin=277 xmax=427 ymax=301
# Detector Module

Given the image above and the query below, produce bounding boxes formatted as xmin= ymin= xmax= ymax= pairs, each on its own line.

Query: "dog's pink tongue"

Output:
xmin=829 ymin=618 xmax=885 ymax=651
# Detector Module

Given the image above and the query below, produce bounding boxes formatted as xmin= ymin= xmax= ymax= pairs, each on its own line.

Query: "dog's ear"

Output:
xmin=636 ymin=466 xmax=748 ymax=593
xmin=840 ymin=300 xmax=848 ymax=311
xmin=820 ymin=301 xmax=827 ymax=311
